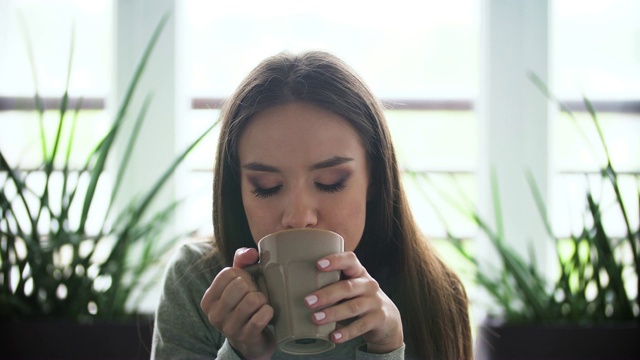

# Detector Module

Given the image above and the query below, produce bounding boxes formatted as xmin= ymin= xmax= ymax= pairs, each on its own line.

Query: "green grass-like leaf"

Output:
xmin=409 ymin=76 xmax=639 ymax=325
xmin=1 ymin=11 xmax=217 ymax=322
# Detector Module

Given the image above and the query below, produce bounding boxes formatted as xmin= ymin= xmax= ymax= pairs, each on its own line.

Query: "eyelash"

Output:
xmin=315 ymin=181 xmax=346 ymax=194
xmin=251 ymin=181 xmax=346 ymax=198
xmin=252 ymin=185 xmax=282 ymax=199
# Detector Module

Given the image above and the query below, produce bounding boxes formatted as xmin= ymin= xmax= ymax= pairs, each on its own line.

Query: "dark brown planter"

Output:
xmin=1 ymin=317 xmax=153 ymax=359
xmin=476 ymin=319 xmax=640 ymax=360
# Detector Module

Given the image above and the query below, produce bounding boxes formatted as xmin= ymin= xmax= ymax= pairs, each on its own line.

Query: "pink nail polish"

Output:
xmin=318 ymin=259 xmax=330 ymax=269
xmin=333 ymin=332 xmax=343 ymax=341
xmin=305 ymin=295 xmax=318 ymax=306
xmin=313 ymin=312 xmax=326 ymax=321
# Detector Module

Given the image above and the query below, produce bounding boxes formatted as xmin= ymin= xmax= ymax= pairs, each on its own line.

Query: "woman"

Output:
xmin=152 ymin=51 xmax=472 ymax=359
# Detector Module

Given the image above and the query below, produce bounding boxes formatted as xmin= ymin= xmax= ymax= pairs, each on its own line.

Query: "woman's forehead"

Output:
xmin=237 ymin=103 xmax=367 ymax=166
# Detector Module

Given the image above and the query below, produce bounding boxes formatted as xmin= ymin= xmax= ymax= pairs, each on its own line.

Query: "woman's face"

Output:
xmin=238 ymin=102 xmax=370 ymax=252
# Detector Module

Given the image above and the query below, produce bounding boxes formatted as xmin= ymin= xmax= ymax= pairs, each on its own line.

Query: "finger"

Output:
xmin=233 ymin=290 xmax=269 ymax=323
xmin=202 ymin=267 xmax=256 ymax=307
xmin=316 ymin=251 xmax=367 ymax=279
xmin=204 ymin=276 xmax=253 ymax=328
xmin=224 ymin=310 xmax=275 ymax=354
xmin=221 ymin=287 xmax=270 ymax=336
xmin=305 ymin=276 xmax=376 ymax=309
xmin=201 ymin=267 xmax=241 ymax=309
xmin=242 ymin=301 xmax=274 ymax=334
xmin=201 ymin=271 xmax=259 ymax=329
xmin=233 ymin=247 xmax=259 ymax=268
xmin=330 ymin=316 xmax=377 ymax=344
xmin=311 ymin=295 xmax=377 ymax=325
xmin=220 ymin=277 xmax=255 ymax=311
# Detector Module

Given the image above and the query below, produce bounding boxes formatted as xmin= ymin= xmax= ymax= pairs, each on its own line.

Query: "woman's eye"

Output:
xmin=252 ymin=185 xmax=282 ymax=198
xmin=315 ymin=181 xmax=346 ymax=194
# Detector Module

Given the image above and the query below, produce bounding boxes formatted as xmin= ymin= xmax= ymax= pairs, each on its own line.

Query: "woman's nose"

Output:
xmin=281 ymin=188 xmax=318 ymax=229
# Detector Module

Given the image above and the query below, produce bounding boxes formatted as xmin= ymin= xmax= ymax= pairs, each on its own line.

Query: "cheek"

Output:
xmin=241 ymin=188 xmax=271 ymax=245
xmin=331 ymin=189 xmax=368 ymax=252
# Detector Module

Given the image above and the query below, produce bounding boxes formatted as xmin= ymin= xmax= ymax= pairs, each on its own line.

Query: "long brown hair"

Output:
xmin=212 ymin=51 xmax=472 ymax=359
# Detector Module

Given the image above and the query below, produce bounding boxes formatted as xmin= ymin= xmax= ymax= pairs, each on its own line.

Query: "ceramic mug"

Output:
xmin=247 ymin=228 xmax=344 ymax=355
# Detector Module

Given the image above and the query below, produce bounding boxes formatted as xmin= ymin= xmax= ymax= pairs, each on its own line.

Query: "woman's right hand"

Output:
xmin=201 ymin=248 xmax=276 ymax=360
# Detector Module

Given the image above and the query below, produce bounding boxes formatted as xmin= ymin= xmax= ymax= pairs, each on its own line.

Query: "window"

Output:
xmin=3 ymin=0 xmax=636 ymax=311
xmin=2 ymin=0 xmax=636 ymax=245
xmin=180 ymin=0 xmax=480 ymax=239
xmin=0 ymin=0 xmax=113 ymax=233
xmin=0 ymin=0 xmax=112 ymax=169
xmin=551 ymin=0 xmax=640 ymax=239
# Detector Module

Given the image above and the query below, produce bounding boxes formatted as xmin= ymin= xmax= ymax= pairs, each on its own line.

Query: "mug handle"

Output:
xmin=243 ymin=263 xmax=270 ymax=302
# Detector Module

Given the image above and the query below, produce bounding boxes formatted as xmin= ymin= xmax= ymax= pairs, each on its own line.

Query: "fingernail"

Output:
xmin=333 ymin=332 xmax=342 ymax=341
xmin=317 ymin=259 xmax=330 ymax=269
xmin=313 ymin=312 xmax=326 ymax=321
xmin=305 ymin=295 xmax=318 ymax=306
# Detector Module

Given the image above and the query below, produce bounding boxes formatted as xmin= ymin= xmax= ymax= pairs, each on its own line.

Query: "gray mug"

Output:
xmin=247 ymin=228 xmax=344 ymax=355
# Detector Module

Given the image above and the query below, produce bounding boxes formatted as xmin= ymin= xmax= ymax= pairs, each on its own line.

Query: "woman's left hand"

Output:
xmin=304 ymin=251 xmax=404 ymax=354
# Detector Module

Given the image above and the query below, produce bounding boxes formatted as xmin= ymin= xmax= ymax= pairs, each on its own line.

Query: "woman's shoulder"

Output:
xmin=173 ymin=239 xmax=218 ymax=260
xmin=163 ymin=240 xmax=226 ymax=286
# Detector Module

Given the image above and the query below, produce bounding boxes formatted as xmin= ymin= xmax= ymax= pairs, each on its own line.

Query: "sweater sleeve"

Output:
xmin=355 ymin=343 xmax=405 ymax=360
xmin=151 ymin=242 xmax=239 ymax=360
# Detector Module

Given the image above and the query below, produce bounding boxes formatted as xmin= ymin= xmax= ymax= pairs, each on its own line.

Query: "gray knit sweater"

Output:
xmin=151 ymin=242 xmax=405 ymax=359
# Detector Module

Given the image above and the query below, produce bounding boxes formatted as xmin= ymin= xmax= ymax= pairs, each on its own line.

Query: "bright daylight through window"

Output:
xmin=0 ymin=0 xmax=638 ymax=324
xmin=0 ymin=0 xmax=638 ymax=253
xmin=180 ymin=0 xmax=480 ymax=239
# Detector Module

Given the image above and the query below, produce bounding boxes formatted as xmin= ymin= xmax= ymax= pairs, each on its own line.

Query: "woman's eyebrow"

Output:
xmin=310 ymin=156 xmax=354 ymax=170
xmin=241 ymin=156 xmax=353 ymax=172
xmin=242 ymin=162 xmax=280 ymax=172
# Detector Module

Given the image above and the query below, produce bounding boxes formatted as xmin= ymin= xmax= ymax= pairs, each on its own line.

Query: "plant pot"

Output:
xmin=0 ymin=317 xmax=153 ymax=359
xmin=476 ymin=319 xmax=640 ymax=360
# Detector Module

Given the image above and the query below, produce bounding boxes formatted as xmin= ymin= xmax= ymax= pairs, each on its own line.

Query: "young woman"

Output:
xmin=152 ymin=51 xmax=472 ymax=359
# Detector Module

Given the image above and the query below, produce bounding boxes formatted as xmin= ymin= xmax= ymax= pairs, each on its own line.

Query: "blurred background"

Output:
xmin=1 ymin=0 xmax=639 ymax=322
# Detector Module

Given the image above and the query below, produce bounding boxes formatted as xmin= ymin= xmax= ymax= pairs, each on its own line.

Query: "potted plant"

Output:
xmin=0 ymin=14 xmax=216 ymax=359
xmin=412 ymin=84 xmax=639 ymax=359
